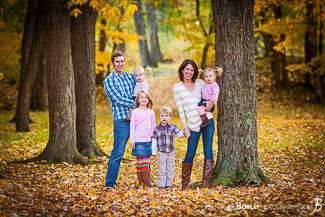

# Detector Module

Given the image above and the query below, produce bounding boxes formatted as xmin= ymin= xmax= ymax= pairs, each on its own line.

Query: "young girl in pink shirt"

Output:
xmin=197 ymin=67 xmax=222 ymax=127
xmin=125 ymin=66 xmax=151 ymax=121
xmin=130 ymin=90 xmax=156 ymax=187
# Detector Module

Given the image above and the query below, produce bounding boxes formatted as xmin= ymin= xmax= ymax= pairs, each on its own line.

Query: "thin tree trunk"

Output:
xmin=211 ymin=0 xmax=269 ymax=187
xmin=27 ymin=0 xmax=86 ymax=164
xmin=11 ymin=0 xmax=38 ymax=122
xmin=16 ymin=0 xmax=44 ymax=132
xmin=30 ymin=44 xmax=47 ymax=111
xmin=305 ymin=1 xmax=316 ymax=90
xmin=146 ymin=2 xmax=159 ymax=67
xmin=71 ymin=3 xmax=107 ymax=159
xmin=272 ymin=5 xmax=282 ymax=89
xmin=319 ymin=4 xmax=324 ymax=104
xmin=280 ymin=34 xmax=289 ymax=88
xmin=134 ymin=0 xmax=150 ymax=67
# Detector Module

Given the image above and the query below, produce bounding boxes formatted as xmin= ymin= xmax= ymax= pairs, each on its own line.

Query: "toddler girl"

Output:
xmin=130 ymin=90 xmax=156 ymax=187
xmin=197 ymin=67 xmax=222 ymax=127
xmin=125 ymin=66 xmax=151 ymax=121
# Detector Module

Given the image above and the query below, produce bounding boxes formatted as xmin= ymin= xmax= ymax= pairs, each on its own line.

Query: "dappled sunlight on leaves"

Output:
xmin=0 ymin=94 xmax=324 ymax=216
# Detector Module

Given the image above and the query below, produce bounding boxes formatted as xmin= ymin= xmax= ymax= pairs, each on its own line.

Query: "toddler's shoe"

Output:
xmin=200 ymin=114 xmax=210 ymax=127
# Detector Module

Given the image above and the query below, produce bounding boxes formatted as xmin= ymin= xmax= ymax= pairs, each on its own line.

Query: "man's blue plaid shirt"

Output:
xmin=103 ymin=70 xmax=136 ymax=121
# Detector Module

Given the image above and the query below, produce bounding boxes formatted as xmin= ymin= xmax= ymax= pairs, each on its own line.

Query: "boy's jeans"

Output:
xmin=157 ymin=150 xmax=175 ymax=187
xmin=105 ymin=119 xmax=130 ymax=187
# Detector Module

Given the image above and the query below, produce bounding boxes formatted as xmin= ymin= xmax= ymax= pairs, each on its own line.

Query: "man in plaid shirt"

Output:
xmin=103 ymin=52 xmax=136 ymax=188
xmin=152 ymin=106 xmax=186 ymax=189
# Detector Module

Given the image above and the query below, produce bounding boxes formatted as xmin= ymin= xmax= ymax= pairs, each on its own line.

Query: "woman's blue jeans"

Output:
xmin=105 ymin=119 xmax=130 ymax=187
xmin=184 ymin=118 xmax=215 ymax=163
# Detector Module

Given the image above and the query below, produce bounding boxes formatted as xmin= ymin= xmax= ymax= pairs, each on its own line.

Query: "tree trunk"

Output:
xmin=16 ymin=0 xmax=44 ymax=132
xmin=304 ymin=1 xmax=316 ymax=90
xmin=31 ymin=0 xmax=86 ymax=164
xmin=134 ymin=0 xmax=151 ymax=67
xmin=30 ymin=44 xmax=47 ymax=111
xmin=280 ymin=34 xmax=289 ymax=88
xmin=71 ymin=3 xmax=107 ymax=159
xmin=201 ymin=21 xmax=214 ymax=71
xmin=11 ymin=0 xmax=38 ymax=122
xmin=146 ymin=2 xmax=160 ymax=67
xmin=211 ymin=0 xmax=269 ymax=187
xmin=272 ymin=5 xmax=282 ymax=89
xmin=96 ymin=19 xmax=107 ymax=85
xmin=318 ymin=4 xmax=324 ymax=104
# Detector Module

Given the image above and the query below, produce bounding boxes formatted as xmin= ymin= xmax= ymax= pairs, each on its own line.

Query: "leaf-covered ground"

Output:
xmin=0 ymin=93 xmax=324 ymax=216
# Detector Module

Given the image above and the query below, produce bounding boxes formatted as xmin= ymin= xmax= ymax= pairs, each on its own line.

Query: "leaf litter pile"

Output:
xmin=0 ymin=97 xmax=324 ymax=216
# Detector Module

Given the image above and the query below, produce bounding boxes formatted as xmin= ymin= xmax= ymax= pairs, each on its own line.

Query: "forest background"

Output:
xmin=0 ymin=0 xmax=324 ymax=216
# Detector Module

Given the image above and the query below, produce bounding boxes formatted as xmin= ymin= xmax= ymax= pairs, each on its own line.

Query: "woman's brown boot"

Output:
xmin=181 ymin=161 xmax=193 ymax=190
xmin=142 ymin=170 xmax=153 ymax=187
xmin=201 ymin=159 xmax=215 ymax=189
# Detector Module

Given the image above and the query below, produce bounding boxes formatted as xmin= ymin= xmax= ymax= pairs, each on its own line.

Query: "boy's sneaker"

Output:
xmin=200 ymin=114 xmax=210 ymax=127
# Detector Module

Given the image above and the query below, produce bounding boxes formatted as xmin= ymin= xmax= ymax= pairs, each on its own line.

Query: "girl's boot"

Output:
xmin=142 ymin=170 xmax=153 ymax=187
xmin=137 ymin=171 xmax=143 ymax=186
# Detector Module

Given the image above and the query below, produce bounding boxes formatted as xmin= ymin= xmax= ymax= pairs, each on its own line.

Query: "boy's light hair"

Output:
xmin=132 ymin=66 xmax=146 ymax=76
xmin=159 ymin=105 xmax=172 ymax=116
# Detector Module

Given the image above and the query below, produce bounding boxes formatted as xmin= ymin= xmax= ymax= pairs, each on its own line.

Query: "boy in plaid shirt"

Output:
xmin=152 ymin=106 xmax=187 ymax=189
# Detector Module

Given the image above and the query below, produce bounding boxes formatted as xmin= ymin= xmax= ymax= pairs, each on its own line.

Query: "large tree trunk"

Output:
xmin=11 ymin=0 xmax=38 ymax=122
xmin=30 ymin=44 xmax=47 ymax=111
xmin=16 ymin=0 xmax=44 ymax=132
xmin=304 ymin=1 xmax=316 ymax=90
xmin=211 ymin=0 xmax=269 ymax=187
xmin=146 ymin=2 xmax=159 ymax=67
xmin=96 ymin=19 xmax=107 ymax=85
xmin=30 ymin=0 xmax=86 ymax=164
xmin=71 ymin=3 xmax=107 ymax=159
xmin=134 ymin=0 xmax=151 ymax=67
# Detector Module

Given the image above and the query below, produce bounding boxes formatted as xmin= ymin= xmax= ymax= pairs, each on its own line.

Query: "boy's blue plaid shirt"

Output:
xmin=103 ymin=70 xmax=136 ymax=121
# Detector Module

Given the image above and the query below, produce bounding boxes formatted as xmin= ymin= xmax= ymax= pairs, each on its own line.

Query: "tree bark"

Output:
xmin=96 ymin=19 xmax=107 ymax=85
xmin=280 ymin=34 xmax=289 ymax=88
xmin=318 ymin=4 xmax=324 ymax=104
xmin=272 ymin=4 xmax=282 ymax=89
xmin=211 ymin=0 xmax=269 ymax=187
xmin=71 ymin=3 xmax=107 ymax=159
xmin=30 ymin=0 xmax=86 ymax=164
xmin=146 ymin=2 xmax=160 ymax=67
xmin=134 ymin=0 xmax=151 ymax=67
xmin=11 ymin=0 xmax=38 ymax=122
xmin=16 ymin=0 xmax=44 ymax=132
xmin=30 ymin=43 xmax=47 ymax=111
xmin=304 ymin=1 xmax=316 ymax=90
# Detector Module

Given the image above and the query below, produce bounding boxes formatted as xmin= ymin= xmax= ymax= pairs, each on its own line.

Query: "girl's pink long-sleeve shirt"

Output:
xmin=133 ymin=80 xmax=149 ymax=97
xmin=201 ymin=81 xmax=220 ymax=101
xmin=130 ymin=108 xmax=156 ymax=144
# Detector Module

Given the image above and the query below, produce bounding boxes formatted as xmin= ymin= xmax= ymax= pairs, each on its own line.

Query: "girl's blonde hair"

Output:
xmin=135 ymin=90 xmax=154 ymax=109
xmin=199 ymin=67 xmax=223 ymax=77
xmin=132 ymin=66 xmax=145 ymax=76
